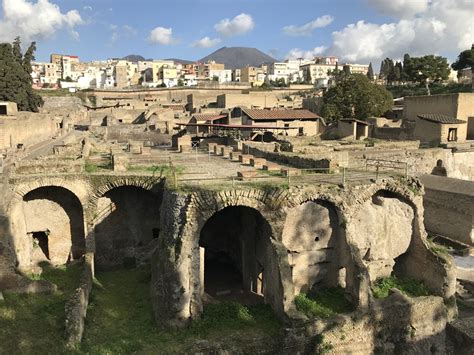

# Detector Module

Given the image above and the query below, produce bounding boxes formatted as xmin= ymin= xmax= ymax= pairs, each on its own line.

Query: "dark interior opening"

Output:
xmin=199 ymin=206 xmax=267 ymax=305
xmin=32 ymin=231 xmax=50 ymax=260
xmin=0 ymin=105 xmax=7 ymax=115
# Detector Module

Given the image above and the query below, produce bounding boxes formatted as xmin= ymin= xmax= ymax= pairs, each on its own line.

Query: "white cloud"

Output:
xmin=283 ymin=15 xmax=334 ymax=36
xmin=0 ymin=0 xmax=83 ymax=42
xmin=110 ymin=24 xmax=137 ymax=43
xmin=192 ymin=36 xmax=221 ymax=48
xmin=367 ymin=0 xmax=430 ymax=18
xmin=329 ymin=0 xmax=474 ymax=63
xmin=214 ymin=13 xmax=254 ymax=37
xmin=285 ymin=46 xmax=327 ymax=60
xmin=83 ymin=5 xmax=92 ymax=11
xmin=148 ymin=26 xmax=175 ymax=45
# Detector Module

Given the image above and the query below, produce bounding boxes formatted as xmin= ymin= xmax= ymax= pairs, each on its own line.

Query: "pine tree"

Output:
xmin=0 ymin=38 xmax=43 ymax=112
xmin=367 ymin=62 xmax=374 ymax=81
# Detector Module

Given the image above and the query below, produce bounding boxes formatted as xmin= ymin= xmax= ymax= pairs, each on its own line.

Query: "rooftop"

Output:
xmin=242 ymin=108 xmax=321 ymax=121
xmin=417 ymin=114 xmax=466 ymax=124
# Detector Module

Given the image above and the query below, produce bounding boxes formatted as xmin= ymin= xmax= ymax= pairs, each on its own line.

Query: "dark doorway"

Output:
xmin=0 ymin=105 xmax=7 ymax=115
xmin=32 ymin=231 xmax=50 ymax=260
xmin=199 ymin=206 xmax=270 ymax=305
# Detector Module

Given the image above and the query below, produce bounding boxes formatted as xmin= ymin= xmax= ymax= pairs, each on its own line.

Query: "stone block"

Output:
xmin=141 ymin=147 xmax=151 ymax=155
xmin=220 ymin=146 xmax=233 ymax=158
xmin=239 ymin=154 xmax=253 ymax=165
xmin=208 ymin=142 xmax=218 ymax=153
xmin=237 ymin=170 xmax=257 ymax=180
xmin=263 ymin=163 xmax=280 ymax=171
xmin=281 ymin=168 xmax=301 ymax=176
xmin=229 ymin=151 xmax=241 ymax=161
xmin=179 ymin=145 xmax=191 ymax=153
xmin=214 ymin=145 xmax=225 ymax=156
xmin=112 ymin=153 xmax=128 ymax=172
xmin=250 ymin=158 xmax=266 ymax=169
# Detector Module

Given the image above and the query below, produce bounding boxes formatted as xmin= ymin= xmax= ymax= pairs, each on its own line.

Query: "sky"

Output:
xmin=0 ymin=0 xmax=472 ymax=65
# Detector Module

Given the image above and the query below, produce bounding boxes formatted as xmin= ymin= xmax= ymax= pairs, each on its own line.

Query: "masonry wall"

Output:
xmin=0 ymin=114 xmax=58 ymax=151
xmin=404 ymin=94 xmax=460 ymax=122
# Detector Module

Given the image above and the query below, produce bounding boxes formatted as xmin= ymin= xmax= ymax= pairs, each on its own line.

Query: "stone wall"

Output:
xmin=149 ymin=178 xmax=456 ymax=331
xmin=64 ymin=252 xmax=94 ymax=348
xmin=421 ymin=174 xmax=474 ymax=245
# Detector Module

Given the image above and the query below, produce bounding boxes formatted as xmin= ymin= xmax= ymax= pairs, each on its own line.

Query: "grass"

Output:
xmin=387 ymin=83 xmax=472 ymax=98
xmin=38 ymin=88 xmax=74 ymax=97
xmin=295 ymin=287 xmax=354 ymax=319
xmin=127 ymin=164 xmax=185 ymax=177
xmin=371 ymin=276 xmax=430 ymax=299
xmin=81 ymin=267 xmax=281 ymax=354
xmin=0 ymin=263 xmax=83 ymax=354
xmin=85 ymin=161 xmax=113 ymax=173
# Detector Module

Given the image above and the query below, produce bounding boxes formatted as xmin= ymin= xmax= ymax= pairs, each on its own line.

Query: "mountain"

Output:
xmin=165 ymin=58 xmax=195 ymax=65
xmin=198 ymin=47 xmax=277 ymax=69
xmin=121 ymin=54 xmax=152 ymax=62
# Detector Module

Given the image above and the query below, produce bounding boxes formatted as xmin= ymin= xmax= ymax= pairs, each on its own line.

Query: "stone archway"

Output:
xmin=11 ymin=185 xmax=86 ymax=270
xmin=93 ymin=185 xmax=162 ymax=270
xmin=198 ymin=206 xmax=271 ymax=304
xmin=349 ymin=189 xmax=417 ymax=281
xmin=281 ymin=199 xmax=354 ymax=299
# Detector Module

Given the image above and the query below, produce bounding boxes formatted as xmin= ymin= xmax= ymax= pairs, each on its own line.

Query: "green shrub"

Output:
xmin=295 ymin=287 xmax=354 ymax=319
xmin=371 ymin=276 xmax=430 ymax=299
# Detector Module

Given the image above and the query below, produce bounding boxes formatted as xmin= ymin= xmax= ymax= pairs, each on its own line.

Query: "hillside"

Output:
xmin=198 ymin=47 xmax=277 ymax=69
xmin=121 ymin=54 xmax=152 ymax=62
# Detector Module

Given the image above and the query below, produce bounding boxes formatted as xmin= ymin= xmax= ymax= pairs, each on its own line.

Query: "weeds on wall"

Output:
xmin=295 ymin=287 xmax=354 ymax=319
xmin=371 ymin=276 xmax=430 ymax=299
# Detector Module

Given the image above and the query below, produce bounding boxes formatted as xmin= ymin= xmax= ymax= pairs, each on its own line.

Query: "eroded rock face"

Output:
xmin=282 ymin=201 xmax=341 ymax=294
xmin=351 ymin=195 xmax=414 ymax=280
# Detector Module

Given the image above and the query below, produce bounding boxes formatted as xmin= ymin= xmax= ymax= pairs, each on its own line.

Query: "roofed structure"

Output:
xmin=242 ymin=108 xmax=321 ymax=121
xmin=417 ymin=114 xmax=466 ymax=125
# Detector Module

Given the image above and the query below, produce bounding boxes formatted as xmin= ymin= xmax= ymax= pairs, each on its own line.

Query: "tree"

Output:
xmin=451 ymin=45 xmax=474 ymax=87
xmin=451 ymin=45 xmax=474 ymax=71
xmin=0 ymin=38 xmax=43 ymax=111
xmin=404 ymin=55 xmax=450 ymax=94
xmin=177 ymin=78 xmax=184 ymax=87
xmin=367 ymin=62 xmax=374 ymax=81
xmin=321 ymin=74 xmax=393 ymax=122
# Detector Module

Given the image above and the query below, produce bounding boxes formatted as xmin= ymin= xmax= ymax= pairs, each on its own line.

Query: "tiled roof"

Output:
xmin=417 ymin=114 xmax=466 ymax=124
xmin=192 ymin=114 xmax=227 ymax=122
xmin=242 ymin=108 xmax=321 ymax=121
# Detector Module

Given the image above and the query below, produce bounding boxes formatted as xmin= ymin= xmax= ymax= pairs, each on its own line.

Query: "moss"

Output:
xmin=81 ymin=268 xmax=282 ymax=353
xmin=371 ymin=276 xmax=430 ymax=299
xmin=0 ymin=263 xmax=83 ymax=354
xmin=295 ymin=287 xmax=354 ymax=319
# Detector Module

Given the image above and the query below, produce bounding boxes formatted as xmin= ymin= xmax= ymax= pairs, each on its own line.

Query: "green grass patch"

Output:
xmin=295 ymin=287 xmax=354 ymax=319
xmin=0 ymin=263 xmax=83 ymax=354
xmin=81 ymin=267 xmax=281 ymax=353
xmin=371 ymin=276 xmax=430 ymax=299
xmin=85 ymin=161 xmax=113 ymax=173
xmin=38 ymin=89 xmax=73 ymax=97
xmin=127 ymin=164 xmax=184 ymax=176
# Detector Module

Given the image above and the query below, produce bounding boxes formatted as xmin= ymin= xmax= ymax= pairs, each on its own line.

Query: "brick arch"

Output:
xmin=190 ymin=189 xmax=291 ymax=236
xmin=9 ymin=177 xmax=89 ymax=209
xmin=86 ymin=175 xmax=164 ymax=223
xmin=346 ymin=180 xmax=421 ymax=215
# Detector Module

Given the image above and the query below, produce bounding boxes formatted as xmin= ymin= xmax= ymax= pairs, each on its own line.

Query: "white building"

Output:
xmin=209 ymin=69 xmax=232 ymax=84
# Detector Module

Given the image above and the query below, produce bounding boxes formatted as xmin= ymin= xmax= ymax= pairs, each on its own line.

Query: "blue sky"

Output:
xmin=0 ymin=0 xmax=472 ymax=64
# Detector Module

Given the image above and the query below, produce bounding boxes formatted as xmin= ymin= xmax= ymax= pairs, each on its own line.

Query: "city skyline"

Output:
xmin=0 ymin=0 xmax=472 ymax=64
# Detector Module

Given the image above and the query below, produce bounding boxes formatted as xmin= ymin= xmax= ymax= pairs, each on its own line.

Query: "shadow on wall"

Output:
xmin=8 ymin=186 xmax=86 ymax=271
xmin=281 ymin=199 xmax=355 ymax=302
xmin=93 ymin=185 xmax=162 ymax=271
